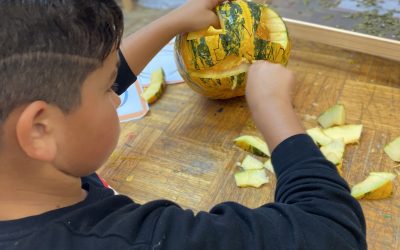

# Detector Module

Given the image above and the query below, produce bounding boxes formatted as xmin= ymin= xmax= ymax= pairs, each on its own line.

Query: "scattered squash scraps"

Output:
xmin=232 ymin=103 xmax=397 ymax=201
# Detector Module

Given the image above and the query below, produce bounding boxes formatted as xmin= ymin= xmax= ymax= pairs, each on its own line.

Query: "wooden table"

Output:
xmin=99 ymin=5 xmax=400 ymax=250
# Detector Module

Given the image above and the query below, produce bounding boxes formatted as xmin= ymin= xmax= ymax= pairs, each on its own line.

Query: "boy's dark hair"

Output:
xmin=0 ymin=0 xmax=123 ymax=123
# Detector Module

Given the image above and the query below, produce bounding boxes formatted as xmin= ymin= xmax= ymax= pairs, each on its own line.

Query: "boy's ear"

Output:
xmin=16 ymin=101 xmax=58 ymax=162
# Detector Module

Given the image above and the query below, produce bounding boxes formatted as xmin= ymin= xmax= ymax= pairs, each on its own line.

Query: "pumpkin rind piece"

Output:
xmin=234 ymin=135 xmax=270 ymax=157
xmin=362 ymin=181 xmax=393 ymax=199
xmin=351 ymin=172 xmax=396 ymax=200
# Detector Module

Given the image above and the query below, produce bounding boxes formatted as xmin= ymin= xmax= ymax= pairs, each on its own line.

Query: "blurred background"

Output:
xmin=121 ymin=0 xmax=400 ymax=40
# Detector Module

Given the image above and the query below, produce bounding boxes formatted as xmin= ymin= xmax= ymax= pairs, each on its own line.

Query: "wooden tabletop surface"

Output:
xmin=99 ymin=4 xmax=400 ymax=249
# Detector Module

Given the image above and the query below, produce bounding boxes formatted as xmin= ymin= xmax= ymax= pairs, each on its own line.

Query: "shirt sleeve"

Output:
xmin=115 ymin=50 xmax=137 ymax=95
xmin=149 ymin=134 xmax=367 ymax=250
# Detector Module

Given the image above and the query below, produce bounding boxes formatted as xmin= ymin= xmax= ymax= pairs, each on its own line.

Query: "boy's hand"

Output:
xmin=121 ymin=0 xmax=227 ymax=75
xmin=175 ymin=0 xmax=228 ymax=32
xmin=245 ymin=61 xmax=304 ymax=151
xmin=246 ymin=61 xmax=295 ymax=111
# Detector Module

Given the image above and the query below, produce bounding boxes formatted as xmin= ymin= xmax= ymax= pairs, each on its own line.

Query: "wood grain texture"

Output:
xmin=98 ymin=6 xmax=400 ymax=250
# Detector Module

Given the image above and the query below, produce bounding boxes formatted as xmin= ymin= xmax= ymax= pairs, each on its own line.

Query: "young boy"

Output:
xmin=0 ymin=0 xmax=366 ymax=249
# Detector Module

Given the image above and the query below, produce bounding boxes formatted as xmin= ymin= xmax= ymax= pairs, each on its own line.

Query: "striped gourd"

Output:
xmin=174 ymin=0 xmax=291 ymax=99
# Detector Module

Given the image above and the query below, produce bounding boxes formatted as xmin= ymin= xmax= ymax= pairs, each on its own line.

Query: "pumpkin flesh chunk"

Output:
xmin=234 ymin=169 xmax=269 ymax=188
xmin=384 ymin=137 xmax=400 ymax=162
xmin=318 ymin=104 xmax=346 ymax=129
xmin=323 ymin=125 xmax=363 ymax=145
xmin=320 ymin=138 xmax=345 ymax=165
xmin=264 ymin=159 xmax=275 ymax=174
xmin=241 ymin=155 xmax=264 ymax=170
xmin=307 ymin=127 xmax=333 ymax=146
xmin=141 ymin=68 xmax=165 ymax=104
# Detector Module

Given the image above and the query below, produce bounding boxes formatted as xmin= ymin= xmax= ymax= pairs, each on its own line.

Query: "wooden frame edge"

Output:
xmin=283 ymin=18 xmax=400 ymax=62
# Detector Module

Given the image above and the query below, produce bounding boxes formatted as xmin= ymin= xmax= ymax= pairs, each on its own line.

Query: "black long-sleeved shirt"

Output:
xmin=0 ymin=53 xmax=367 ymax=250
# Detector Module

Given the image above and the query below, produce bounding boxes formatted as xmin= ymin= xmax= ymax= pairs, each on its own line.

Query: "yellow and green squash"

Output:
xmin=174 ymin=0 xmax=291 ymax=99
